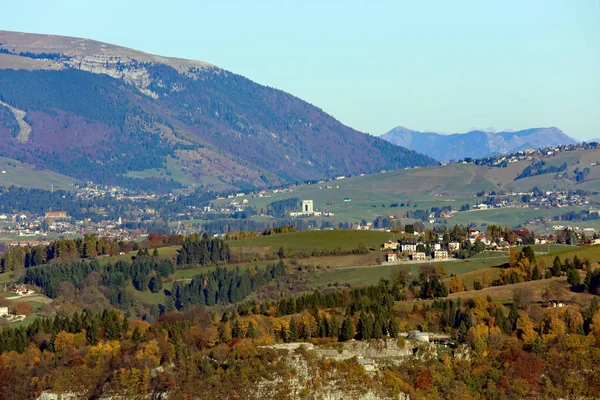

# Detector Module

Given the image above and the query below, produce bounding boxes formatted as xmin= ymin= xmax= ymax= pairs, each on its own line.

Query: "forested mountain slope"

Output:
xmin=0 ymin=30 xmax=436 ymax=192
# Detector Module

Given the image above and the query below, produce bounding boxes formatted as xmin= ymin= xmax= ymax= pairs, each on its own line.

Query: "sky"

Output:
xmin=1 ymin=0 xmax=599 ymax=140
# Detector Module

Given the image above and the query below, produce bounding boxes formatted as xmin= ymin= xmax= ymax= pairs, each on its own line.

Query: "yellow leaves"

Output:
xmin=219 ymin=321 xmax=232 ymax=342
xmin=449 ymin=276 xmax=465 ymax=293
xmin=200 ymin=326 xmax=220 ymax=349
xmin=466 ymin=323 xmax=491 ymax=357
xmin=591 ymin=310 xmax=600 ymax=345
xmin=298 ymin=312 xmax=317 ymax=339
xmin=115 ymin=367 xmax=151 ymax=394
xmin=85 ymin=340 xmax=121 ymax=369
xmin=567 ymin=307 xmax=584 ymax=334
xmin=135 ymin=340 xmax=161 ymax=368
xmin=130 ymin=320 xmax=151 ymax=334
xmin=54 ymin=331 xmax=76 ymax=354
xmin=470 ymin=296 xmax=490 ymax=320
xmin=22 ymin=344 xmax=42 ymax=367
xmin=516 ymin=311 xmax=537 ymax=345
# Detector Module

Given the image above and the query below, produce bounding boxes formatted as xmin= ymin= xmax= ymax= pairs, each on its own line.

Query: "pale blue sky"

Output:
xmin=1 ymin=0 xmax=599 ymax=140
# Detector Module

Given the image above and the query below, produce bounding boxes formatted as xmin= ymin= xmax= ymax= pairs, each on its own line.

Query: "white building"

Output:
xmin=448 ymin=242 xmax=461 ymax=252
xmin=401 ymin=242 xmax=417 ymax=253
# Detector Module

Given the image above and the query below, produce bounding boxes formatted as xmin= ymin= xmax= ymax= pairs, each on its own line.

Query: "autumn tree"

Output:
xmin=449 ymin=276 xmax=465 ymax=293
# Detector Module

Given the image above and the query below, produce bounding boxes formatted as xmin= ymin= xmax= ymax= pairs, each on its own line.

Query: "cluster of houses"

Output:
xmin=382 ymin=239 xmax=460 ymax=262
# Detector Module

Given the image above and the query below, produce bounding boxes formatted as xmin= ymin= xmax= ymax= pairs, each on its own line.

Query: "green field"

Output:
xmin=0 ymin=156 xmax=76 ymax=190
xmin=97 ymin=246 xmax=181 ymax=265
xmin=228 ymin=230 xmax=396 ymax=252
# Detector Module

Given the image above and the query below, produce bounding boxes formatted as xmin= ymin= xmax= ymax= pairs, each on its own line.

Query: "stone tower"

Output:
xmin=302 ymin=200 xmax=314 ymax=214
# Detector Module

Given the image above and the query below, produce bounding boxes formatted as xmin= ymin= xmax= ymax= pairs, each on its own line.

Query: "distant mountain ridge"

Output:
xmin=0 ymin=30 xmax=437 ymax=193
xmin=380 ymin=126 xmax=578 ymax=162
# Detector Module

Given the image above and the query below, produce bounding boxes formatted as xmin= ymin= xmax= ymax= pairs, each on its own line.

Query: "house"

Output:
xmin=431 ymin=243 xmax=441 ymax=251
xmin=9 ymin=284 xmax=34 ymax=296
xmin=400 ymin=241 xmax=417 ymax=253
xmin=344 ymin=198 xmax=351 ymax=202
xmin=434 ymin=250 xmax=449 ymax=259
xmin=547 ymin=300 xmax=566 ymax=308
xmin=382 ymin=240 xmax=398 ymax=250
xmin=386 ymin=252 xmax=398 ymax=262
xmin=448 ymin=242 xmax=460 ymax=252
xmin=44 ymin=211 xmax=68 ymax=219
xmin=0 ymin=307 xmax=8 ymax=317
xmin=411 ymin=252 xmax=426 ymax=261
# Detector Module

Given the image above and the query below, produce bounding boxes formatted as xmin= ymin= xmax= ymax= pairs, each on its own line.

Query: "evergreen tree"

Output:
xmin=551 ymin=256 xmax=562 ymax=277
xmin=132 ymin=327 xmax=142 ymax=345
xmin=148 ymin=275 xmax=163 ymax=293
xmin=86 ymin=320 xmax=99 ymax=345
xmin=567 ymin=268 xmax=581 ymax=286
xmin=247 ymin=321 xmax=258 ymax=339
xmin=531 ymin=264 xmax=541 ymax=280
xmin=289 ymin=317 xmax=299 ymax=342
xmin=339 ymin=317 xmax=355 ymax=342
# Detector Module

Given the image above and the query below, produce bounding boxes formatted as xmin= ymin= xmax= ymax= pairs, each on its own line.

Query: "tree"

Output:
xmin=339 ymin=317 xmax=355 ymax=341
xmin=551 ymin=256 xmax=562 ymax=277
xmin=567 ymin=268 xmax=581 ymax=286
xmin=152 ymin=248 xmax=159 ymax=257
xmin=86 ymin=320 xmax=99 ymax=345
xmin=277 ymin=246 xmax=285 ymax=260
xmin=516 ymin=311 xmax=537 ymax=344
xmin=289 ymin=317 xmax=299 ymax=342
xmin=148 ymin=276 xmax=163 ymax=293
xmin=531 ymin=264 xmax=541 ymax=280
xmin=247 ymin=321 xmax=258 ymax=339
xmin=391 ymin=267 xmax=410 ymax=288
xmin=449 ymin=276 xmax=465 ymax=293
xmin=15 ymin=302 xmax=32 ymax=316
xmin=357 ymin=312 xmax=373 ymax=340
xmin=132 ymin=327 xmax=143 ymax=345
xmin=513 ymin=288 xmax=534 ymax=310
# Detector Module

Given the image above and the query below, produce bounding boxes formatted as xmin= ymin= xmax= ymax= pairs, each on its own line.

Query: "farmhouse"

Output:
xmin=0 ymin=307 xmax=8 ymax=317
xmin=386 ymin=252 xmax=398 ymax=262
xmin=411 ymin=252 xmax=426 ymax=261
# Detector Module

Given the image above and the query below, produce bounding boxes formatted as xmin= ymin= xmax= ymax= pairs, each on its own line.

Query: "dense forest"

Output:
xmin=176 ymin=233 xmax=230 ymax=266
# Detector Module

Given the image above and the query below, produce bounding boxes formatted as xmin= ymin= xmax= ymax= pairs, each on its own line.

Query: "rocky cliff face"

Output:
xmin=64 ymin=54 xmax=158 ymax=98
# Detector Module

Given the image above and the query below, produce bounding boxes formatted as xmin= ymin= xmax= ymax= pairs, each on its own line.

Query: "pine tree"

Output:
xmin=86 ymin=320 xmax=99 ymax=345
xmin=289 ymin=317 xmax=299 ymax=342
xmin=132 ymin=327 xmax=142 ymax=345
xmin=551 ymin=256 xmax=562 ymax=277
xmin=340 ymin=317 xmax=355 ymax=342
xmin=531 ymin=264 xmax=541 ymax=280
xmin=247 ymin=321 xmax=258 ymax=339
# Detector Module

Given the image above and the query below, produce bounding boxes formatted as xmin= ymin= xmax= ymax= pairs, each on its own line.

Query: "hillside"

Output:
xmin=217 ymin=147 xmax=600 ymax=233
xmin=381 ymin=126 xmax=577 ymax=162
xmin=0 ymin=30 xmax=436 ymax=193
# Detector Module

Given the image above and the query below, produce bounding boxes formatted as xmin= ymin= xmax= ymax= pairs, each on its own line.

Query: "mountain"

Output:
xmin=380 ymin=126 xmax=577 ymax=162
xmin=0 ymin=31 xmax=436 ymax=193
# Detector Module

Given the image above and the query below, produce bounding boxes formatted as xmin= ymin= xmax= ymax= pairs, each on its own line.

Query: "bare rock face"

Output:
xmin=64 ymin=54 xmax=158 ymax=98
